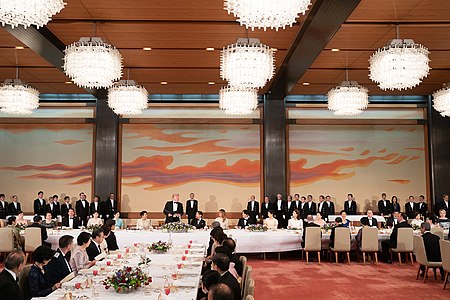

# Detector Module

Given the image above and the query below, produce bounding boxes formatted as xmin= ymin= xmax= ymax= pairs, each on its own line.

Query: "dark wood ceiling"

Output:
xmin=0 ymin=0 xmax=449 ymax=96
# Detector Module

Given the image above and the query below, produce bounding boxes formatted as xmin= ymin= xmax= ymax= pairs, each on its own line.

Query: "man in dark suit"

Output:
xmin=378 ymin=193 xmax=391 ymax=217
xmin=360 ymin=210 xmax=378 ymax=227
xmin=7 ymin=195 xmax=21 ymax=216
xmin=299 ymin=196 xmax=308 ymax=220
xmin=46 ymin=195 xmax=61 ymax=219
xmin=33 ymin=191 xmax=46 ymax=216
xmin=190 ymin=211 xmax=206 ymax=229
xmin=381 ymin=212 xmax=412 ymax=263
xmin=417 ymin=195 xmax=428 ymax=217
xmin=325 ymin=195 xmax=335 ymax=221
xmin=61 ymin=208 xmax=80 ymax=229
xmin=344 ymin=193 xmax=357 ymax=215
xmin=0 ymin=250 xmax=26 ymax=300
xmin=222 ymin=238 xmax=243 ymax=276
xmin=186 ymin=193 xmax=198 ymax=225
xmin=274 ymin=194 xmax=287 ymax=228
xmin=103 ymin=193 xmax=117 ymax=221
xmin=261 ymin=196 xmax=272 ymax=219
xmin=75 ymin=192 xmax=90 ymax=227
xmin=163 ymin=193 xmax=184 ymax=223
xmin=385 ymin=211 xmax=400 ymax=227
xmin=29 ymin=215 xmax=51 ymax=248
xmin=330 ymin=217 xmax=347 ymax=248
xmin=237 ymin=210 xmax=253 ymax=228
xmin=246 ymin=195 xmax=259 ymax=224
xmin=305 ymin=194 xmax=317 ymax=216
xmin=285 ymin=196 xmax=296 ymax=220
xmin=89 ymin=195 xmax=103 ymax=217
xmin=86 ymin=228 xmax=105 ymax=261
xmin=212 ymin=253 xmax=241 ymax=300
xmin=435 ymin=194 xmax=450 ymax=218
xmin=46 ymin=235 xmax=74 ymax=285
xmin=317 ymin=195 xmax=328 ymax=219
xmin=301 ymin=215 xmax=321 ymax=248
xmin=60 ymin=196 xmax=72 ymax=218
xmin=419 ymin=222 xmax=444 ymax=280
xmin=0 ymin=193 xmax=9 ymax=220
xmin=405 ymin=196 xmax=417 ymax=219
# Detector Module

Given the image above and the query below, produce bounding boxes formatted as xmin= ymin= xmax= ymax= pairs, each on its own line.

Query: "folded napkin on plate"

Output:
xmin=186 ymin=254 xmax=204 ymax=258
xmin=179 ymin=269 xmax=199 ymax=275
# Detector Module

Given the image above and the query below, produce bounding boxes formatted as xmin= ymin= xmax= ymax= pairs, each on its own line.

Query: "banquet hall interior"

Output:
xmin=0 ymin=0 xmax=450 ymax=299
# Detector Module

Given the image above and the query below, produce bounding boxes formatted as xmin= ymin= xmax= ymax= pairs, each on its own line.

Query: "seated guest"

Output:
xmin=15 ymin=211 xmax=28 ymax=226
xmin=222 ymin=238 xmax=243 ymax=277
xmin=207 ymin=283 xmax=233 ymax=300
xmin=215 ymin=246 xmax=240 ymax=280
xmin=86 ymin=210 xmax=103 ymax=227
xmin=70 ymin=232 xmax=96 ymax=274
xmin=207 ymin=227 xmax=228 ymax=260
xmin=212 ymin=253 xmax=241 ymax=300
xmin=29 ymin=215 xmax=51 ymax=248
xmin=314 ymin=212 xmax=327 ymax=227
xmin=86 ymin=228 xmax=105 ymax=261
xmin=191 ymin=211 xmax=206 ymax=229
xmin=136 ymin=210 xmax=152 ymax=230
xmin=301 ymin=215 xmax=320 ymax=248
xmin=0 ymin=250 xmax=26 ymax=300
xmin=381 ymin=212 xmax=411 ymax=263
xmin=287 ymin=209 xmax=303 ymax=230
xmin=340 ymin=210 xmax=351 ymax=227
xmin=425 ymin=212 xmax=438 ymax=228
xmin=436 ymin=209 xmax=450 ymax=225
xmin=46 ymin=235 xmax=74 ymax=285
xmin=237 ymin=210 xmax=252 ymax=228
xmin=207 ymin=224 xmax=222 ymax=257
xmin=113 ymin=211 xmax=124 ymax=229
xmin=214 ymin=209 xmax=229 ymax=230
xmin=419 ymin=222 xmax=444 ymax=280
xmin=103 ymin=219 xmax=119 ymax=251
xmin=360 ymin=210 xmax=378 ymax=227
xmin=356 ymin=217 xmax=370 ymax=248
xmin=411 ymin=212 xmax=424 ymax=227
xmin=6 ymin=216 xmax=24 ymax=250
xmin=263 ymin=210 xmax=278 ymax=230
xmin=386 ymin=211 xmax=400 ymax=228
xmin=330 ymin=217 xmax=346 ymax=248
xmin=29 ymin=246 xmax=62 ymax=297
xmin=62 ymin=208 xmax=80 ymax=229
xmin=199 ymin=270 xmax=220 ymax=300
xmin=41 ymin=212 xmax=57 ymax=229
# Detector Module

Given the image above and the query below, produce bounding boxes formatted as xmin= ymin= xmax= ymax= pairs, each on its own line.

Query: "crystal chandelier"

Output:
xmin=219 ymin=86 xmax=258 ymax=116
xmin=224 ymin=0 xmax=311 ymax=31
xmin=63 ymin=37 xmax=122 ymax=89
xmin=327 ymin=81 xmax=369 ymax=116
xmin=108 ymin=80 xmax=148 ymax=115
xmin=0 ymin=79 xmax=39 ymax=115
xmin=369 ymin=39 xmax=430 ymax=91
xmin=0 ymin=0 xmax=65 ymax=28
xmin=432 ymin=86 xmax=450 ymax=117
xmin=221 ymin=38 xmax=275 ymax=89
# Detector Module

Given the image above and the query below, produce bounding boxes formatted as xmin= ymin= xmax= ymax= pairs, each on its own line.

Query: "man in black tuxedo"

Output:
xmin=0 ymin=250 xmax=26 ymax=300
xmin=405 ymin=195 xmax=417 ymax=219
xmin=306 ymin=194 xmax=317 ymax=217
xmin=185 ymin=193 xmax=198 ymax=225
xmin=377 ymin=193 xmax=391 ymax=217
xmin=75 ymin=192 xmax=90 ymax=227
xmin=60 ymin=196 xmax=72 ymax=218
xmin=274 ymin=194 xmax=287 ymax=228
xmin=46 ymin=195 xmax=61 ymax=219
xmin=28 ymin=215 xmax=51 ymax=248
xmin=344 ymin=193 xmax=357 ymax=215
xmin=237 ymin=210 xmax=253 ymax=228
xmin=325 ymin=195 xmax=335 ymax=221
xmin=435 ymin=194 xmax=450 ymax=218
xmin=260 ymin=196 xmax=272 ymax=220
xmin=419 ymin=222 xmax=444 ymax=280
xmin=417 ymin=195 xmax=428 ymax=217
xmin=33 ymin=191 xmax=46 ymax=216
xmin=212 ymin=253 xmax=241 ymax=300
xmin=190 ymin=211 xmax=206 ymax=229
xmin=86 ymin=228 xmax=105 ymax=261
xmin=89 ymin=195 xmax=103 ymax=217
xmin=61 ymin=208 xmax=80 ymax=229
xmin=299 ymin=196 xmax=308 ymax=220
xmin=103 ymin=193 xmax=117 ymax=221
xmin=293 ymin=194 xmax=301 ymax=211
xmin=46 ymin=235 xmax=74 ymax=285
xmin=246 ymin=195 xmax=259 ymax=224
xmin=317 ymin=195 xmax=328 ymax=220
xmin=163 ymin=193 xmax=184 ymax=223
xmin=381 ymin=212 xmax=412 ymax=263
xmin=330 ymin=217 xmax=347 ymax=248
xmin=0 ymin=193 xmax=8 ymax=220
xmin=385 ymin=211 xmax=400 ymax=227
xmin=360 ymin=210 xmax=378 ymax=227
xmin=285 ymin=196 xmax=296 ymax=220
xmin=7 ymin=195 xmax=21 ymax=216
xmin=222 ymin=238 xmax=243 ymax=276
xmin=301 ymin=215 xmax=321 ymax=248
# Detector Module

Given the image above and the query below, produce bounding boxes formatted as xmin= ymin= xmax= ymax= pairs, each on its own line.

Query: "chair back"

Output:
xmin=24 ymin=227 xmax=42 ymax=252
xmin=241 ymin=264 xmax=249 ymax=297
xmin=395 ymin=228 xmax=413 ymax=251
xmin=0 ymin=228 xmax=14 ymax=252
xmin=440 ymin=240 xmax=450 ymax=273
xmin=304 ymin=226 xmax=322 ymax=251
xmin=430 ymin=227 xmax=444 ymax=239
xmin=246 ymin=296 xmax=255 ymax=300
xmin=361 ymin=227 xmax=378 ymax=252
xmin=239 ymin=255 xmax=247 ymax=278
xmin=333 ymin=227 xmax=351 ymax=252
xmin=243 ymin=278 xmax=255 ymax=299
xmin=18 ymin=264 xmax=32 ymax=300
xmin=413 ymin=235 xmax=428 ymax=265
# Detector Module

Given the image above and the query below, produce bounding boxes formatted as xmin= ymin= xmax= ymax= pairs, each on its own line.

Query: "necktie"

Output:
xmin=98 ymin=244 xmax=101 ymax=253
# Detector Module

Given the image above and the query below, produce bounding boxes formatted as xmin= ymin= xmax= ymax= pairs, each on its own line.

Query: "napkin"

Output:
xmin=60 ymin=272 xmax=75 ymax=284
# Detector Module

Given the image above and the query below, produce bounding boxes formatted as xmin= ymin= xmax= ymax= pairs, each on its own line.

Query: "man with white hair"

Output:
xmin=163 ymin=193 xmax=184 ymax=223
xmin=360 ymin=210 xmax=378 ymax=227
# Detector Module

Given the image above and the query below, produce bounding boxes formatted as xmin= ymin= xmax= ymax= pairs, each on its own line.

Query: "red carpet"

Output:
xmin=248 ymin=255 xmax=449 ymax=300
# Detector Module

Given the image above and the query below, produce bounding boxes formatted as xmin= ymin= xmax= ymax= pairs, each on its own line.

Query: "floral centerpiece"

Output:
xmin=160 ymin=221 xmax=194 ymax=233
xmin=412 ymin=224 xmax=421 ymax=231
xmin=247 ymin=224 xmax=268 ymax=232
xmin=14 ymin=223 xmax=27 ymax=230
xmin=86 ymin=224 xmax=103 ymax=232
xmin=148 ymin=241 xmax=172 ymax=254
xmin=103 ymin=266 xmax=151 ymax=293
xmin=322 ymin=223 xmax=335 ymax=233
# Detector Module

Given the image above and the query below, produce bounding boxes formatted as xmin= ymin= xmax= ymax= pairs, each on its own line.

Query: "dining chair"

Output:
xmin=330 ymin=227 xmax=351 ymax=265
xmin=243 ymin=278 xmax=255 ymax=300
xmin=0 ymin=228 xmax=14 ymax=259
xmin=413 ymin=235 xmax=442 ymax=283
xmin=439 ymin=240 xmax=450 ymax=290
xmin=360 ymin=227 xmax=379 ymax=265
xmin=239 ymin=255 xmax=248 ymax=291
xmin=24 ymin=227 xmax=42 ymax=262
xmin=18 ymin=264 xmax=32 ymax=300
xmin=430 ymin=227 xmax=444 ymax=240
xmin=303 ymin=226 xmax=322 ymax=264
xmin=391 ymin=228 xmax=414 ymax=266
xmin=246 ymin=295 xmax=255 ymax=300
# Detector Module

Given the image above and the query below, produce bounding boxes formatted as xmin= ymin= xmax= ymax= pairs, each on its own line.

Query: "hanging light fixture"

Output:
xmin=63 ymin=37 xmax=122 ymax=89
xmin=327 ymin=79 xmax=369 ymax=117
xmin=219 ymin=86 xmax=258 ymax=116
xmin=221 ymin=38 xmax=275 ymax=89
xmin=108 ymin=80 xmax=148 ymax=115
xmin=0 ymin=0 xmax=65 ymax=28
xmin=432 ymin=85 xmax=450 ymax=117
xmin=0 ymin=79 xmax=39 ymax=115
xmin=224 ymin=0 xmax=311 ymax=31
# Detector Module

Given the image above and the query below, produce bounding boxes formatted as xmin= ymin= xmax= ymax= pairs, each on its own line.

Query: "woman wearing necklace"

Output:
xmin=28 ymin=246 xmax=62 ymax=297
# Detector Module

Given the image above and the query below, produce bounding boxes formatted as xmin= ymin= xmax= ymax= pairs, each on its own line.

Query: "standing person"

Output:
xmin=45 ymin=235 xmax=74 ymax=285
xmin=103 ymin=193 xmax=117 ymax=221
xmin=246 ymin=195 xmax=259 ymax=224
xmin=260 ymin=196 xmax=272 ymax=220
xmin=0 ymin=250 xmax=26 ymax=300
xmin=378 ymin=193 xmax=391 ymax=217
xmin=417 ymin=195 xmax=428 ymax=217
xmin=163 ymin=193 xmax=184 ymax=223
xmin=46 ymin=195 xmax=60 ymax=219
xmin=317 ymin=195 xmax=328 ymax=220
xmin=185 ymin=192 xmax=198 ymax=225
xmin=293 ymin=194 xmax=301 ymax=211
xmin=33 ymin=191 xmax=46 ymax=217
xmin=89 ymin=195 xmax=102 ymax=218
xmin=325 ymin=195 xmax=335 ymax=221
xmin=306 ymin=194 xmax=317 ymax=216
xmin=344 ymin=193 xmax=357 ymax=215
xmin=285 ymin=195 xmax=295 ymax=223
xmin=7 ymin=195 xmax=21 ymax=216
xmin=0 ymin=193 xmax=8 ymax=220
xmin=275 ymin=194 xmax=287 ymax=228
xmin=60 ymin=196 xmax=72 ymax=218
xmin=435 ymin=194 xmax=450 ymax=218
xmin=405 ymin=195 xmax=417 ymax=219
xmin=299 ymin=196 xmax=308 ymax=220
xmin=391 ymin=196 xmax=401 ymax=213
xmin=75 ymin=192 xmax=89 ymax=227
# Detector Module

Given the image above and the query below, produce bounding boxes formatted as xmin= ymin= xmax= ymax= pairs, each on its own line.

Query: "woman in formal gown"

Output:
xmin=314 ymin=212 xmax=327 ymax=227
xmin=287 ymin=209 xmax=303 ymax=230
xmin=264 ymin=210 xmax=278 ymax=230
xmin=15 ymin=211 xmax=28 ymax=226
xmin=70 ymin=231 xmax=96 ymax=274
xmin=436 ymin=209 xmax=450 ymax=226
xmin=340 ymin=210 xmax=351 ymax=227
xmin=391 ymin=196 xmax=400 ymax=213
xmin=104 ymin=219 xmax=119 ymax=251
xmin=41 ymin=212 xmax=56 ymax=229
xmin=113 ymin=211 xmax=125 ymax=229
xmin=214 ymin=209 xmax=229 ymax=230
xmin=29 ymin=246 xmax=62 ymax=297
xmin=410 ymin=212 xmax=424 ymax=227
xmin=136 ymin=210 xmax=152 ymax=230
xmin=87 ymin=210 xmax=103 ymax=227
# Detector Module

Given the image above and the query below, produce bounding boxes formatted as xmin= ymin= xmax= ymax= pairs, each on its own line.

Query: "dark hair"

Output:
xmin=105 ymin=219 xmax=116 ymax=228
xmin=294 ymin=193 xmax=300 ymax=197
xmin=17 ymin=210 xmax=23 ymax=215
xmin=319 ymin=195 xmax=325 ymax=199
xmin=414 ymin=212 xmax=421 ymax=218
xmin=399 ymin=212 xmax=408 ymax=220
xmin=211 ymin=228 xmax=227 ymax=244
xmin=94 ymin=195 xmax=100 ymax=201
xmin=419 ymin=195 xmax=425 ymax=200
xmin=33 ymin=245 xmax=54 ymax=263
xmin=92 ymin=228 xmax=104 ymax=240
xmin=340 ymin=210 xmax=346 ymax=215
xmin=0 ymin=193 xmax=5 ymax=198
xmin=268 ymin=209 xmax=275 ymax=215
xmin=426 ymin=213 xmax=436 ymax=224
xmin=53 ymin=195 xmax=58 ymax=199
xmin=140 ymin=210 xmax=147 ymax=217
xmin=208 ymin=283 xmax=233 ymax=300
xmin=409 ymin=195 xmax=414 ymax=199
xmin=360 ymin=217 xmax=369 ymax=226
xmin=293 ymin=209 xmax=300 ymax=218
xmin=59 ymin=235 xmax=74 ymax=249
xmin=197 ymin=210 xmax=204 ymax=217
xmin=421 ymin=222 xmax=431 ymax=231
xmin=242 ymin=209 xmax=249 ymax=215
xmin=215 ymin=245 xmax=232 ymax=259
xmin=348 ymin=193 xmax=353 ymax=197
xmin=64 ymin=196 xmax=70 ymax=200
xmin=201 ymin=270 xmax=220 ymax=291
xmin=33 ymin=215 xmax=42 ymax=223
xmin=382 ymin=193 xmax=386 ymax=196
xmin=92 ymin=210 xmax=99 ymax=215
xmin=443 ymin=194 xmax=448 ymax=198
xmin=301 ymin=196 xmax=306 ymax=200
xmin=38 ymin=191 xmax=43 ymax=195
xmin=391 ymin=196 xmax=398 ymax=202
xmin=77 ymin=232 xmax=91 ymax=246
xmin=5 ymin=250 xmax=25 ymax=270
xmin=219 ymin=209 xmax=226 ymax=213
xmin=212 ymin=253 xmax=230 ymax=272
xmin=222 ymin=238 xmax=236 ymax=252
xmin=335 ymin=217 xmax=343 ymax=223
xmin=68 ymin=208 xmax=75 ymax=213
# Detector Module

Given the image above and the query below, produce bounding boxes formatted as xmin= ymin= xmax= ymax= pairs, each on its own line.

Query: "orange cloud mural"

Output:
xmin=54 ymin=139 xmax=85 ymax=145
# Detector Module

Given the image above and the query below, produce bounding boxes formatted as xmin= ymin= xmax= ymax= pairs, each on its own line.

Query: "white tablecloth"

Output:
xmin=327 ymin=215 xmax=386 ymax=223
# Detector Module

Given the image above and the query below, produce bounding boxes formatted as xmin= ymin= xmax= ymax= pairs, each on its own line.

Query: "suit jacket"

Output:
xmin=422 ymin=232 xmax=441 ymax=262
xmin=28 ymin=223 xmax=47 ymax=245
xmin=103 ymin=198 xmax=117 ymax=220
xmin=237 ymin=218 xmax=253 ymax=228
xmin=344 ymin=200 xmax=357 ymax=215
xmin=106 ymin=232 xmax=119 ymax=251
xmin=305 ymin=201 xmax=317 ymax=216
xmin=33 ymin=198 xmax=47 ymax=216
xmin=435 ymin=200 xmax=450 ymax=218
xmin=60 ymin=203 xmax=72 ymax=217
xmin=378 ymin=199 xmax=391 ymax=216
xmin=190 ymin=218 xmax=206 ymax=229
xmin=46 ymin=202 xmax=60 ymax=218
xmin=325 ymin=201 xmax=335 ymax=218
xmin=75 ymin=199 xmax=90 ymax=220
xmin=247 ymin=200 xmax=260 ymax=222
xmin=185 ymin=199 xmax=198 ymax=220
xmin=405 ymin=202 xmax=417 ymax=219
xmin=45 ymin=249 xmax=72 ymax=286
xmin=89 ymin=201 xmax=103 ymax=216
xmin=389 ymin=221 xmax=412 ymax=247
xmin=360 ymin=217 xmax=378 ymax=227
xmin=385 ymin=216 xmax=399 ymax=227
xmin=86 ymin=241 xmax=102 ymax=261
xmin=163 ymin=201 xmax=184 ymax=223
xmin=7 ymin=202 xmax=21 ymax=216
xmin=0 ymin=269 xmax=23 ymax=300
xmin=61 ymin=216 xmax=80 ymax=229
xmin=285 ymin=201 xmax=296 ymax=219
xmin=274 ymin=200 xmax=287 ymax=220
xmin=218 ymin=271 xmax=241 ymax=300
xmin=0 ymin=201 xmax=9 ymax=219
xmin=417 ymin=202 xmax=428 ymax=217
xmin=317 ymin=202 xmax=328 ymax=218
xmin=260 ymin=202 xmax=273 ymax=219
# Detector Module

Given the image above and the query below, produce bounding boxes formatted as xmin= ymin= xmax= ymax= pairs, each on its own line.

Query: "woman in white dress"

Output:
xmin=314 ymin=212 xmax=327 ymax=227
xmin=136 ymin=210 xmax=152 ymax=230
xmin=214 ymin=209 xmax=229 ymax=230
xmin=288 ymin=209 xmax=303 ymax=229
xmin=410 ymin=212 xmax=423 ymax=227
xmin=86 ymin=210 xmax=103 ymax=227
xmin=264 ymin=210 xmax=278 ymax=230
